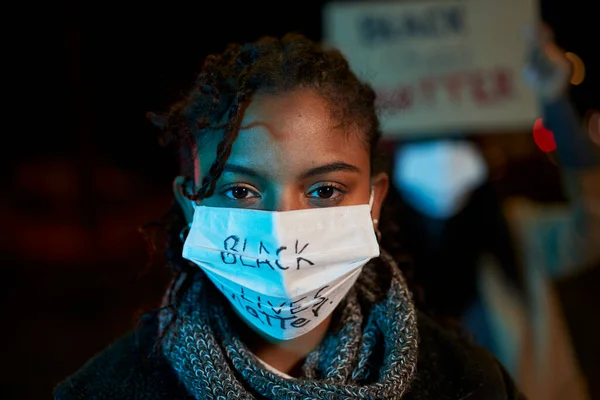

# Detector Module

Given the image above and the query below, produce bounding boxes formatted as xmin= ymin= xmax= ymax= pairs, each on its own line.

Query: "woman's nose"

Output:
xmin=264 ymin=188 xmax=304 ymax=212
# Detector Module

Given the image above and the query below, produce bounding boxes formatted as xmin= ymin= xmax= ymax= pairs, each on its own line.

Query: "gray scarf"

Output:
xmin=159 ymin=249 xmax=418 ymax=399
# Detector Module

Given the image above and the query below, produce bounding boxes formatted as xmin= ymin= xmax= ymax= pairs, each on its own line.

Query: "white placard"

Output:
xmin=323 ymin=0 xmax=541 ymax=136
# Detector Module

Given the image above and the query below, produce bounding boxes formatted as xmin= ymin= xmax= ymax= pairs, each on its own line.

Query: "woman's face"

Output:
xmin=180 ymin=88 xmax=388 ymax=220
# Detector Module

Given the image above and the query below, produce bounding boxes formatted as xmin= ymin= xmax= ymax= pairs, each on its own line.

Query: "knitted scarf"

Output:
xmin=159 ymin=249 xmax=418 ymax=399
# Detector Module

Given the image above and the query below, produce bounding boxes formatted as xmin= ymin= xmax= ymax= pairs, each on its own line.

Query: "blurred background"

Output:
xmin=1 ymin=1 xmax=598 ymax=399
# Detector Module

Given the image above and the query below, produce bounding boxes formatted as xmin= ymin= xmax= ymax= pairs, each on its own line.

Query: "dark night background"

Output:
xmin=2 ymin=1 xmax=598 ymax=399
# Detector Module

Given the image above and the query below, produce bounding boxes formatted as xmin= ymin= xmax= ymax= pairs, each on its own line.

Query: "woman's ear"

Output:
xmin=370 ymin=172 xmax=389 ymax=222
xmin=173 ymin=176 xmax=194 ymax=224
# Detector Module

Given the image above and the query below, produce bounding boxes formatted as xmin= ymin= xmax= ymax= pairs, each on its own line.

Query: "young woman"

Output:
xmin=54 ymin=33 xmax=523 ymax=399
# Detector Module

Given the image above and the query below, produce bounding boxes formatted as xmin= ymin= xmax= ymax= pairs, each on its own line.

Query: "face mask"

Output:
xmin=181 ymin=193 xmax=380 ymax=340
xmin=393 ymin=140 xmax=487 ymax=219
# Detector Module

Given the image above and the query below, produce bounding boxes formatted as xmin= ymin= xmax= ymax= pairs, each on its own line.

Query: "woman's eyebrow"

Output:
xmin=221 ymin=164 xmax=266 ymax=179
xmin=298 ymin=162 xmax=361 ymax=180
xmin=221 ymin=161 xmax=360 ymax=180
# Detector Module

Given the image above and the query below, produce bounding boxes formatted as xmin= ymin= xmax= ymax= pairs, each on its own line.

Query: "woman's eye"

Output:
xmin=223 ymin=186 xmax=259 ymax=200
xmin=307 ymin=185 xmax=344 ymax=200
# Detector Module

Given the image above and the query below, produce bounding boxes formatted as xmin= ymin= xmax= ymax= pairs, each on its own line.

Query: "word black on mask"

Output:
xmin=220 ymin=235 xmax=315 ymax=270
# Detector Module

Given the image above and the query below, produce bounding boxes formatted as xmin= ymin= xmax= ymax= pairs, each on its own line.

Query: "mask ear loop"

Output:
xmin=369 ymin=188 xmax=382 ymax=242
xmin=179 ymin=177 xmax=195 ymax=243
xmin=179 ymin=223 xmax=192 ymax=243
xmin=372 ymin=219 xmax=382 ymax=242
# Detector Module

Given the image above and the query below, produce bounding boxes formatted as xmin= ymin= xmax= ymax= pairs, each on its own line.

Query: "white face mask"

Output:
xmin=393 ymin=140 xmax=488 ymax=219
xmin=181 ymin=194 xmax=379 ymax=340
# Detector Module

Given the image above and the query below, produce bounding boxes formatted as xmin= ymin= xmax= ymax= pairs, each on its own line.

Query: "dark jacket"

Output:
xmin=54 ymin=312 xmax=524 ymax=399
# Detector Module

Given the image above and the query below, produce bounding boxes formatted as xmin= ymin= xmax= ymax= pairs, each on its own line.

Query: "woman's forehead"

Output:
xmin=197 ymin=89 xmax=370 ymax=180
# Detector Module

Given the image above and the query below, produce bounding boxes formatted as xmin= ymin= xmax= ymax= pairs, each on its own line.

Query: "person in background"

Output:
xmin=503 ymin=27 xmax=600 ymax=399
xmin=387 ymin=25 xmax=598 ymax=400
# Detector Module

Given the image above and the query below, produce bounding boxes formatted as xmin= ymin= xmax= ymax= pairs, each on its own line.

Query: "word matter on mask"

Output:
xmin=224 ymin=283 xmax=333 ymax=331
xmin=219 ymin=235 xmax=315 ymax=270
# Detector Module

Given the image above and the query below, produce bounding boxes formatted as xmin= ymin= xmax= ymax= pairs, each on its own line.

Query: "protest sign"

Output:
xmin=323 ymin=0 xmax=540 ymax=136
